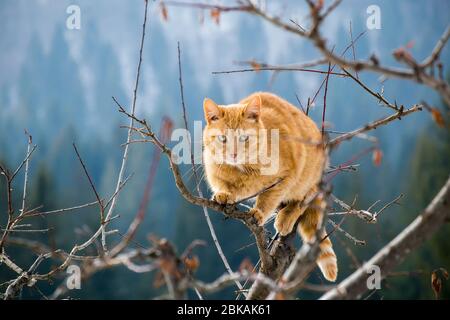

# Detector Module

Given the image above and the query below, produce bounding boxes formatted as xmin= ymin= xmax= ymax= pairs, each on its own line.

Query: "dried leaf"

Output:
xmin=160 ymin=2 xmax=168 ymax=21
xmin=274 ymin=292 xmax=286 ymax=300
xmin=250 ymin=60 xmax=261 ymax=72
xmin=184 ymin=255 xmax=200 ymax=272
xmin=210 ymin=9 xmax=221 ymax=25
xmin=239 ymin=258 xmax=254 ymax=273
xmin=431 ymin=271 xmax=442 ymax=299
xmin=372 ymin=148 xmax=383 ymax=167
xmin=406 ymin=40 xmax=415 ymax=49
xmin=153 ymin=271 xmax=165 ymax=288
xmin=392 ymin=47 xmax=404 ymax=60
xmin=393 ymin=47 xmax=415 ymax=64
xmin=431 ymin=108 xmax=445 ymax=128
xmin=161 ymin=117 xmax=174 ymax=142
xmin=316 ymin=0 xmax=324 ymax=11
xmin=441 ymin=268 xmax=449 ymax=280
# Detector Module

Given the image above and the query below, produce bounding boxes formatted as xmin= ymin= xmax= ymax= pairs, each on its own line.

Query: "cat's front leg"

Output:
xmin=249 ymin=181 xmax=290 ymax=226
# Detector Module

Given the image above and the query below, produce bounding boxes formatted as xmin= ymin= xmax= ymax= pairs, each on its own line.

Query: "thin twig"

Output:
xmin=213 ymin=66 xmax=347 ymax=76
xmin=327 ymin=220 xmax=366 ymax=246
xmin=104 ymin=0 xmax=149 ymax=253
xmin=341 ymin=68 xmax=398 ymax=111
xmin=177 ymin=41 xmax=245 ymax=295
xmin=20 ymin=132 xmax=33 ymax=215
xmin=234 ymin=178 xmax=283 ymax=205
xmin=109 ymin=118 xmax=171 ymax=257
xmin=322 ymin=62 xmax=332 ymax=135
xmin=329 ymin=105 xmax=423 ymax=147
xmin=348 ymin=21 xmax=358 ymax=79
xmin=10 ymin=145 xmax=37 ymax=182
xmin=164 ymin=1 xmax=252 ymax=12
xmin=72 ymin=143 xmax=104 ymax=224
xmin=420 ymin=26 xmax=450 ymax=68
xmin=25 ymin=201 xmax=99 ymax=217
xmin=373 ymin=194 xmax=403 ymax=219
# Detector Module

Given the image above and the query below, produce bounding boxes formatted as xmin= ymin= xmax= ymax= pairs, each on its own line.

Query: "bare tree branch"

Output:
xmin=320 ymin=176 xmax=450 ymax=299
xmin=419 ymin=26 xmax=450 ymax=68
xmin=176 ymin=42 xmax=245 ymax=295
xmin=20 ymin=132 xmax=33 ymax=215
xmin=73 ymin=143 xmax=105 ymax=228
xmin=329 ymin=105 xmax=423 ymax=147
xmin=103 ymin=0 xmax=150 ymax=252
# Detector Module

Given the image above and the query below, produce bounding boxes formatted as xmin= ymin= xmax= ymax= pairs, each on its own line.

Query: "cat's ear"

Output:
xmin=203 ymin=98 xmax=222 ymax=124
xmin=243 ymin=94 xmax=261 ymax=121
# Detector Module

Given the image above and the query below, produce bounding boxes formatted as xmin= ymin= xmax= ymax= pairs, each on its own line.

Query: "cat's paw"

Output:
xmin=274 ymin=211 xmax=296 ymax=236
xmin=249 ymin=208 xmax=265 ymax=226
xmin=213 ymin=191 xmax=234 ymax=205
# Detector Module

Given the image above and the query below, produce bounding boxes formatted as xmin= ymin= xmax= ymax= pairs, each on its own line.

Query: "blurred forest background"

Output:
xmin=0 ymin=0 xmax=449 ymax=299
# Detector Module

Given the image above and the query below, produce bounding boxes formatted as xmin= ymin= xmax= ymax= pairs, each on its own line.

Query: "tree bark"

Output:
xmin=247 ymin=232 xmax=297 ymax=299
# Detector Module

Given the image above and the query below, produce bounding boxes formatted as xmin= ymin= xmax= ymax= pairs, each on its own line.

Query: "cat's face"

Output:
xmin=203 ymin=95 xmax=263 ymax=167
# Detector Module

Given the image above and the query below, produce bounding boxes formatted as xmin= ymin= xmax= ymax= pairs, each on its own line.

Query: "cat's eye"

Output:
xmin=239 ymin=134 xmax=249 ymax=142
xmin=217 ymin=135 xmax=227 ymax=143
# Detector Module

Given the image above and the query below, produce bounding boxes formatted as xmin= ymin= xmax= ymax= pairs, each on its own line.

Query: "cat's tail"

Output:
xmin=297 ymin=206 xmax=338 ymax=282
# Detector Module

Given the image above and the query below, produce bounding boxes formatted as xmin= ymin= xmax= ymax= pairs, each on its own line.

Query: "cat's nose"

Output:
xmin=232 ymin=153 xmax=237 ymax=159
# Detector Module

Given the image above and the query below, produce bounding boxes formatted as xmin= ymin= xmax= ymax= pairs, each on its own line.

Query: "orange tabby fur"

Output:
xmin=202 ymin=92 xmax=337 ymax=281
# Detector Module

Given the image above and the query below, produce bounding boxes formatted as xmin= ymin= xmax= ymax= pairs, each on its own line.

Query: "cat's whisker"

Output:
xmin=238 ymin=203 xmax=252 ymax=210
xmin=185 ymin=168 xmax=199 ymax=183
xmin=198 ymin=166 xmax=206 ymax=180
xmin=195 ymin=172 xmax=206 ymax=190
xmin=187 ymin=165 xmax=206 ymax=186
xmin=181 ymin=164 xmax=199 ymax=181
xmin=237 ymin=259 xmax=261 ymax=300
xmin=216 ymin=163 xmax=224 ymax=177
xmin=281 ymin=134 xmax=324 ymax=146
xmin=234 ymin=241 xmax=256 ymax=253
xmin=266 ymin=215 xmax=276 ymax=223
xmin=180 ymin=165 xmax=197 ymax=179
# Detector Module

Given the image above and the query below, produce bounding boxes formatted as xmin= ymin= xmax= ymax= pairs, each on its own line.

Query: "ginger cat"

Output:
xmin=202 ymin=92 xmax=337 ymax=282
